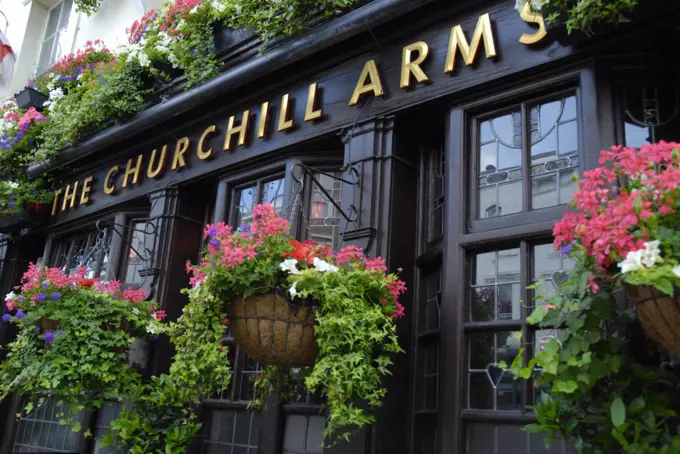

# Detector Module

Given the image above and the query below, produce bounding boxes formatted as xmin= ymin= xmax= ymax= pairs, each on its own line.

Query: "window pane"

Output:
xmin=38 ymin=37 xmax=55 ymax=73
xmin=233 ymin=185 xmax=257 ymax=227
xmin=468 ymin=332 xmax=522 ymax=410
xmin=262 ymin=178 xmax=285 ymax=213
xmin=426 ymin=145 xmax=445 ymax=242
xmin=44 ymin=6 xmax=61 ymax=39
xmin=50 ymin=229 xmax=113 ymax=278
xmin=124 ymin=221 xmax=147 ymax=286
xmin=532 ymin=243 xmax=575 ymax=308
xmin=471 ymin=249 xmax=520 ymax=321
xmin=530 ymin=96 xmax=579 ymax=210
xmin=203 ymin=409 xmax=259 ymax=453
xmin=478 ymin=111 xmax=523 ymax=219
xmin=94 ymin=402 xmax=123 ymax=454
xmin=467 ymin=423 xmax=567 ymax=454
xmin=308 ymin=172 xmax=342 ymax=250
xmin=13 ymin=398 xmax=81 ymax=453
xmin=283 ymin=414 xmax=324 ymax=454
xmin=418 ymin=267 xmax=441 ymax=334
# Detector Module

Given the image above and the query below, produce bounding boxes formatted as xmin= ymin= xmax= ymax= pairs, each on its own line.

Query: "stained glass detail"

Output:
xmin=530 ymin=96 xmax=579 ymax=209
xmin=532 ymin=243 xmax=576 ymax=307
xmin=308 ymin=172 xmax=342 ymax=250
xmin=233 ymin=185 xmax=257 ymax=227
xmin=478 ymin=110 xmax=523 ymax=219
xmin=50 ymin=229 xmax=113 ymax=279
xmin=467 ymin=332 xmax=522 ymax=410
xmin=623 ymin=84 xmax=679 ymax=147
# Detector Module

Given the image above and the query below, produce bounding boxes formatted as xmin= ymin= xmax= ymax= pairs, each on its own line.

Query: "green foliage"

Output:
xmin=36 ymin=60 xmax=148 ymax=162
xmin=509 ymin=252 xmax=680 ymax=453
xmin=107 ymin=281 xmax=231 ymax=454
xmin=228 ymin=0 xmax=362 ymax=43
xmin=74 ymin=0 xmax=104 ymax=16
xmin=528 ymin=0 xmax=641 ymax=34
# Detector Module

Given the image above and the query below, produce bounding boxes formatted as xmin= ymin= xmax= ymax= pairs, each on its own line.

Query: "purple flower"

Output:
xmin=55 ymin=330 xmax=63 ymax=337
xmin=2 ymin=314 xmax=12 ymax=322
xmin=44 ymin=332 xmax=54 ymax=343
xmin=240 ymin=224 xmax=250 ymax=233
xmin=41 ymin=281 xmax=49 ymax=288
xmin=209 ymin=239 xmax=220 ymax=248
xmin=15 ymin=311 xmax=25 ymax=319
xmin=208 ymin=226 xmax=217 ymax=237
xmin=52 ymin=292 xmax=61 ymax=300
xmin=17 ymin=296 xmax=25 ymax=303
xmin=7 ymin=202 xmax=15 ymax=208
xmin=561 ymin=244 xmax=573 ymax=256
xmin=8 ymin=195 xmax=15 ymax=201
xmin=33 ymin=327 xmax=40 ymax=332
xmin=37 ymin=294 xmax=46 ymax=303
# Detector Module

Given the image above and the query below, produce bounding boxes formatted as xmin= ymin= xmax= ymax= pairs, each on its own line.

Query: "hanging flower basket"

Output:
xmin=0 ymin=204 xmax=49 ymax=234
xmin=624 ymin=285 xmax=680 ymax=359
xmin=14 ymin=86 xmax=49 ymax=111
xmin=228 ymin=292 xmax=317 ymax=367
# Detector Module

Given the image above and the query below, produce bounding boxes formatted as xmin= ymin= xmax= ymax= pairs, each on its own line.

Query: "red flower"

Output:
xmin=80 ymin=279 xmax=94 ymax=288
xmin=288 ymin=240 xmax=316 ymax=266
xmin=220 ymin=318 xmax=230 ymax=326
xmin=153 ymin=310 xmax=167 ymax=321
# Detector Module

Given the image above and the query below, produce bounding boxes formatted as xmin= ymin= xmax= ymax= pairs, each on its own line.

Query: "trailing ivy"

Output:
xmin=519 ymin=0 xmax=641 ymax=34
xmin=106 ymin=281 xmax=231 ymax=454
xmin=74 ymin=0 xmax=104 ymax=16
xmin=507 ymin=251 xmax=680 ymax=453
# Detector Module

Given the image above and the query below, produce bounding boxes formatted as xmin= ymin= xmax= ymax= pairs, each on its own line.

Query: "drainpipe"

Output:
xmin=27 ymin=0 xmax=436 ymax=178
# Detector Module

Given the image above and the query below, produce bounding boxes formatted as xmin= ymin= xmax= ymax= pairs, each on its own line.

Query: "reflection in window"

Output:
xmin=37 ymin=0 xmax=73 ymax=73
xmin=232 ymin=178 xmax=286 ymax=228
xmin=426 ymin=145 xmax=445 ymax=242
xmin=478 ymin=110 xmax=523 ymax=218
xmin=13 ymin=398 xmax=82 ymax=453
xmin=262 ymin=178 xmax=285 ymax=213
xmin=477 ymin=94 xmax=580 ymax=219
xmin=470 ymin=249 xmax=521 ymax=322
xmin=282 ymin=415 xmax=325 ymax=454
xmin=124 ymin=221 xmax=148 ymax=286
xmin=308 ymin=172 xmax=342 ymax=251
xmin=234 ymin=185 xmax=258 ymax=227
xmin=532 ymin=243 xmax=576 ymax=307
xmin=530 ymin=96 xmax=579 ymax=209
xmin=93 ymin=402 xmax=124 ymax=454
xmin=203 ymin=409 xmax=260 ymax=454
xmin=468 ymin=331 xmax=522 ymax=410
xmin=50 ymin=229 xmax=113 ymax=279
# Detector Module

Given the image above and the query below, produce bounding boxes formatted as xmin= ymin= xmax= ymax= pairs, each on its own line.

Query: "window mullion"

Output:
xmin=519 ymin=240 xmax=531 ymax=410
xmin=521 ymin=103 xmax=530 ymax=213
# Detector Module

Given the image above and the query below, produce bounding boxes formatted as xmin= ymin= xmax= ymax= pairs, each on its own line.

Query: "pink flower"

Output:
xmin=152 ymin=310 xmax=166 ymax=321
xmin=5 ymin=300 xmax=16 ymax=311
xmin=587 ymin=273 xmax=600 ymax=294
xmin=18 ymin=107 xmax=45 ymax=130
xmin=364 ymin=257 xmax=387 ymax=272
xmin=122 ymin=288 xmax=146 ymax=303
xmin=334 ymin=245 xmax=364 ymax=265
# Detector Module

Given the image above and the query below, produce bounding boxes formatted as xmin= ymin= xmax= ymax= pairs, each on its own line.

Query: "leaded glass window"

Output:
xmin=307 ymin=172 xmax=342 ymax=251
xmin=231 ymin=176 xmax=285 ymax=228
xmin=203 ymin=409 xmax=260 ymax=454
xmin=50 ymin=228 xmax=113 ymax=279
xmin=477 ymin=94 xmax=580 ymax=220
xmin=621 ymin=81 xmax=680 ymax=147
xmin=12 ymin=398 xmax=82 ymax=453
xmin=464 ymin=242 xmax=572 ymax=453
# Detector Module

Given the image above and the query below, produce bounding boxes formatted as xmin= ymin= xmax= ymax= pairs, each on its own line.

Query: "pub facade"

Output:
xmin=1 ymin=0 xmax=679 ymax=453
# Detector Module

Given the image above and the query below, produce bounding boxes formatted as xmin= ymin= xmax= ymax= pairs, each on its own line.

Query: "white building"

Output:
xmin=0 ymin=0 xmax=166 ymax=101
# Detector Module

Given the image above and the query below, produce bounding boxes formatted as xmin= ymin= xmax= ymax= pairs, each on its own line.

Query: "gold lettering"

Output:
xmin=278 ymin=94 xmax=295 ymax=132
xmin=401 ymin=41 xmax=430 ymax=89
xmin=258 ymin=102 xmax=269 ymax=139
xmin=349 ymin=60 xmax=384 ymax=106
xmin=172 ymin=137 xmax=190 ymax=170
xmin=80 ymin=176 xmax=93 ymax=205
xmin=304 ymin=83 xmax=323 ymax=121
xmin=224 ymin=110 xmax=250 ymax=150
xmin=444 ymin=13 xmax=497 ymax=74
xmin=519 ymin=3 xmax=547 ymax=45
xmin=51 ymin=189 xmax=63 ymax=216
xmin=122 ymin=154 xmax=143 ymax=188
xmin=104 ymin=166 xmax=119 ymax=195
xmin=197 ymin=125 xmax=217 ymax=160
xmin=61 ymin=182 xmax=78 ymax=211
xmin=147 ymin=145 xmax=167 ymax=179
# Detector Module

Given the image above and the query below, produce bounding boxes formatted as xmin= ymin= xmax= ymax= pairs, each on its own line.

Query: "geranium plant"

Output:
xmin=507 ymin=141 xmax=680 ymax=453
xmin=185 ymin=203 xmax=405 ymax=443
xmin=0 ymin=263 xmax=166 ymax=419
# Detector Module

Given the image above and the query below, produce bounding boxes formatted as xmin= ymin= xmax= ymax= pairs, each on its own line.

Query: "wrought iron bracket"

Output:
xmin=290 ymin=163 xmax=361 ymax=224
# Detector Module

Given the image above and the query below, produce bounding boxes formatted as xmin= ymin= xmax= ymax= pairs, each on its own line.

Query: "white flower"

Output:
xmin=673 ymin=266 xmax=680 ymax=278
xmin=48 ymin=87 xmax=64 ymax=101
xmin=289 ymin=281 xmax=298 ymax=299
xmin=5 ymin=291 xmax=15 ymax=301
xmin=641 ymin=240 xmax=663 ymax=268
xmin=313 ymin=257 xmax=338 ymax=273
xmin=146 ymin=323 xmax=157 ymax=335
xmin=211 ymin=0 xmax=227 ymax=13
xmin=190 ymin=5 xmax=200 ymax=14
xmin=138 ymin=52 xmax=151 ymax=68
xmin=132 ymin=308 xmax=140 ymax=315
xmin=280 ymin=258 xmax=300 ymax=275
xmin=8 ymin=181 xmax=18 ymax=189
xmin=619 ymin=250 xmax=643 ymax=274
xmin=530 ymin=0 xmax=548 ymax=10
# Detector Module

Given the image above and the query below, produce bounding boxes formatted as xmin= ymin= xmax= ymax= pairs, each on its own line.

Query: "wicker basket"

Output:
xmin=625 ymin=284 xmax=680 ymax=359
xmin=39 ymin=318 xmax=60 ymax=331
xmin=228 ymin=292 xmax=318 ymax=367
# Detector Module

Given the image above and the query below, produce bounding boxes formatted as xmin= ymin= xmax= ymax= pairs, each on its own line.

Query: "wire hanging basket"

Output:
xmin=227 ymin=291 xmax=318 ymax=368
xmin=625 ymin=284 xmax=680 ymax=359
